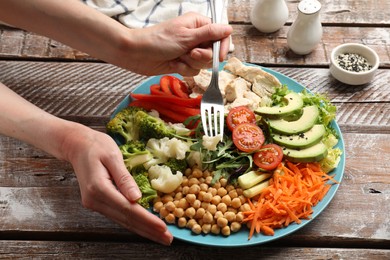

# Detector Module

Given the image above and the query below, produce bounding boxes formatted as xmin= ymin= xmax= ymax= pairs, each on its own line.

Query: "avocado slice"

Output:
xmin=267 ymin=105 xmax=319 ymax=135
xmin=272 ymin=124 xmax=326 ymax=149
xmin=283 ymin=142 xmax=328 ymax=163
xmin=255 ymin=92 xmax=303 ymax=118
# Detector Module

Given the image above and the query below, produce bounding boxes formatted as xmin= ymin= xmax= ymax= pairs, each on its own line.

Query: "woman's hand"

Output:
xmin=123 ymin=12 xmax=233 ymax=76
xmin=60 ymin=124 xmax=173 ymax=246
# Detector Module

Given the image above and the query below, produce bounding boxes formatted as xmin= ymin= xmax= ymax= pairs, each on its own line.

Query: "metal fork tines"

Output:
xmin=200 ymin=0 xmax=225 ymax=139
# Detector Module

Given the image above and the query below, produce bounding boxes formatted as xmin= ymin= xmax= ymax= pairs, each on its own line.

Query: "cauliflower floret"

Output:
xmin=148 ymin=165 xmax=183 ymax=193
xmin=186 ymin=150 xmax=202 ymax=168
xmin=144 ymin=137 xmax=191 ymax=169
xmin=202 ymin=135 xmax=221 ymax=151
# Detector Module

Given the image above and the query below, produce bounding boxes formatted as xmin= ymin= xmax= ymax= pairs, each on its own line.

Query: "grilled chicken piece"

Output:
xmin=224 ymin=77 xmax=251 ymax=102
xmin=224 ymin=57 xmax=281 ymax=98
xmin=184 ymin=70 xmax=236 ymax=97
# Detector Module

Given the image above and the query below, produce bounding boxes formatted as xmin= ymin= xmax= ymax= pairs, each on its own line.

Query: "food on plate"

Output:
xmin=184 ymin=57 xmax=282 ymax=112
xmin=106 ymin=58 xmax=343 ymax=241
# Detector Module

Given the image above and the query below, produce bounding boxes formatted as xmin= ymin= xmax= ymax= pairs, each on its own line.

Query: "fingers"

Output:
xmin=101 ymin=144 xmax=141 ymax=202
xmin=191 ymin=23 xmax=233 ymax=49
xmin=87 ymin=182 xmax=173 ymax=245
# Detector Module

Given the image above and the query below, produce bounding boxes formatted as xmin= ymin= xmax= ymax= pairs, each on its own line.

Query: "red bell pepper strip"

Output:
xmin=130 ymin=93 xmax=201 ymax=108
xmin=170 ymin=76 xmax=190 ymax=98
xmin=150 ymin=84 xmax=167 ymax=96
xmin=159 ymin=75 xmax=173 ymax=95
xmin=129 ymin=100 xmax=196 ymax=123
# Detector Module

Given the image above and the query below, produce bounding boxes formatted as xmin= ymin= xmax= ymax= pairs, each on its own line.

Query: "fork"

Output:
xmin=200 ymin=0 xmax=225 ymax=140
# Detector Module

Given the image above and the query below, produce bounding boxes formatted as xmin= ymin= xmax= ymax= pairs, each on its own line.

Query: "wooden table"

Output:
xmin=1 ymin=0 xmax=389 ymax=258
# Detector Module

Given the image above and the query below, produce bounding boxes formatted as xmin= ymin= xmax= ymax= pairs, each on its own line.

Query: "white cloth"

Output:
xmin=82 ymin=0 xmax=234 ymax=51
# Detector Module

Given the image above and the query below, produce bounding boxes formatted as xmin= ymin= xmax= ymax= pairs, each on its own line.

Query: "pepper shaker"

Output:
xmin=287 ymin=0 xmax=322 ymax=55
xmin=250 ymin=0 xmax=289 ymax=33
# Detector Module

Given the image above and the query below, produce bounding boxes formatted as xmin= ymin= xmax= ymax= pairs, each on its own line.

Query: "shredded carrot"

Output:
xmin=242 ymin=162 xmax=339 ymax=240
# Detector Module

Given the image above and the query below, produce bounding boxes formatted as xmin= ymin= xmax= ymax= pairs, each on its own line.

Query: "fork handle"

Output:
xmin=210 ymin=0 xmax=224 ymax=86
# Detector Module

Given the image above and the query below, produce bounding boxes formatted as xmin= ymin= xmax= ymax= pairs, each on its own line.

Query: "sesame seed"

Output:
xmin=336 ymin=53 xmax=373 ymax=72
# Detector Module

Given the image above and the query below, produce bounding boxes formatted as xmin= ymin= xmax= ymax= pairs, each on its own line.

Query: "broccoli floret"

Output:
xmin=135 ymin=110 xmax=175 ymax=141
xmin=165 ymin=158 xmax=188 ymax=173
xmin=133 ymin=173 xmax=157 ymax=208
xmin=119 ymin=140 xmax=152 ymax=171
xmin=106 ymin=106 xmax=145 ymax=144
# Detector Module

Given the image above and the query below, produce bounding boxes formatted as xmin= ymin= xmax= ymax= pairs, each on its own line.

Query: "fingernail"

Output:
xmin=128 ymin=186 xmax=142 ymax=201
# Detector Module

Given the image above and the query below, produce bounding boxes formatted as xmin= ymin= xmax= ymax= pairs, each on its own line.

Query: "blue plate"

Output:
xmin=111 ymin=63 xmax=346 ymax=247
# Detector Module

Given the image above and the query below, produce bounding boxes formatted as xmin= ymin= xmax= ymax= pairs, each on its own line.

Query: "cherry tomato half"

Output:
xmin=232 ymin=123 xmax=265 ymax=153
xmin=226 ymin=106 xmax=257 ymax=131
xmin=253 ymin=144 xmax=284 ymax=171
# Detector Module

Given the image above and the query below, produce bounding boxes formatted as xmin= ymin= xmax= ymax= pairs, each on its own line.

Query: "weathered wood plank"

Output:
xmin=1 ymin=62 xmax=389 ymax=132
xmin=1 ymin=132 xmax=389 ymax=247
xmin=1 ymin=25 xmax=390 ymax=67
xmin=229 ymin=0 xmax=390 ymax=25
xmin=0 ymin=241 xmax=389 ymax=260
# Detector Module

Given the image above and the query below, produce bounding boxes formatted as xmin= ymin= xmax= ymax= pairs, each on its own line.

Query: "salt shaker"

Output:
xmin=287 ymin=0 xmax=322 ymax=55
xmin=250 ymin=0 xmax=289 ymax=33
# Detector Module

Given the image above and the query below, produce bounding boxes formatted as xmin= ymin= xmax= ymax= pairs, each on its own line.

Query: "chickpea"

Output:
xmin=174 ymin=192 xmax=183 ymax=200
xmin=224 ymin=211 xmax=236 ymax=223
xmin=189 ymin=184 xmax=200 ymax=195
xmin=201 ymin=201 xmax=210 ymax=210
xmin=203 ymin=170 xmax=211 ymax=178
xmin=231 ymin=222 xmax=242 ymax=233
xmin=173 ymin=207 xmax=184 ymax=218
xmin=231 ymin=197 xmax=242 ymax=209
xmin=217 ymin=217 xmax=228 ymax=228
xmin=210 ymin=195 xmax=221 ymax=205
xmin=235 ymin=212 xmax=244 ymax=223
xmin=236 ymin=188 xmax=244 ymax=196
xmin=214 ymin=211 xmax=224 ymax=220
xmin=153 ymin=201 xmax=163 ymax=213
xmin=165 ymin=213 xmax=176 ymax=224
xmin=211 ymin=224 xmax=221 ymax=235
xmin=217 ymin=187 xmax=227 ymax=197
xmin=202 ymin=192 xmax=213 ymax=203
xmin=208 ymin=187 xmax=217 ymax=196
xmin=198 ymin=177 xmax=205 ymax=184
xmin=202 ymin=224 xmax=212 ymax=234
xmin=205 ymin=176 xmax=213 ymax=185
xmin=195 ymin=207 xmax=206 ymax=219
xmin=217 ymin=202 xmax=227 ymax=213
xmin=227 ymin=207 xmax=238 ymax=214
xmin=165 ymin=201 xmax=176 ymax=212
xmin=159 ymin=207 xmax=169 ymax=219
xmin=161 ymin=194 xmax=173 ymax=204
xmin=197 ymin=190 xmax=206 ymax=201
xmin=182 ymin=186 xmax=190 ymax=195
xmin=213 ymin=181 xmax=221 ymax=189
xmin=226 ymin=184 xmax=235 ymax=192
xmin=219 ymin=178 xmax=228 ymax=187
xmin=221 ymin=195 xmax=231 ymax=206
xmin=199 ymin=183 xmax=208 ymax=192
xmin=221 ymin=226 xmax=231 ymax=236
xmin=240 ymin=203 xmax=251 ymax=212
xmin=192 ymin=224 xmax=202 ymax=235
xmin=202 ymin=211 xmax=213 ymax=224
xmin=238 ymin=195 xmax=247 ymax=204
xmin=228 ymin=189 xmax=238 ymax=199
xmin=185 ymin=207 xmax=196 ymax=219
xmin=178 ymin=198 xmax=189 ymax=209
xmin=186 ymin=218 xmax=197 ymax=229
xmin=207 ymin=204 xmax=217 ymax=215
xmin=188 ymin=177 xmax=199 ymax=186
xmin=192 ymin=168 xmax=203 ymax=178
xmin=177 ymin=217 xmax=187 ymax=228
xmin=192 ymin=199 xmax=201 ymax=209
xmin=186 ymin=193 xmax=196 ymax=204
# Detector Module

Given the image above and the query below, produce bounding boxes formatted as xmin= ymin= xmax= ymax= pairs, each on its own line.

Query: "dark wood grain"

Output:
xmin=0 ymin=241 xmax=389 ymax=260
